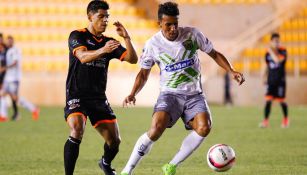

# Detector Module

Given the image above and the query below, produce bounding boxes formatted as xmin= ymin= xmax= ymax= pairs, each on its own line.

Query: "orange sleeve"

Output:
xmin=119 ymin=50 xmax=128 ymax=61
xmin=73 ymin=46 xmax=87 ymax=56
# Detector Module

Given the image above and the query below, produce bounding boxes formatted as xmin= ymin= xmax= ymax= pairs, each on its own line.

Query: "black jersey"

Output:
xmin=66 ymin=28 xmax=127 ymax=100
xmin=265 ymin=47 xmax=287 ymax=85
xmin=0 ymin=45 xmax=6 ymax=83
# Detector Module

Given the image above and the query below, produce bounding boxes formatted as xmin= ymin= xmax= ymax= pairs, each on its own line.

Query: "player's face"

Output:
xmin=271 ymin=37 xmax=280 ymax=49
xmin=89 ymin=9 xmax=109 ymax=34
xmin=6 ymin=37 xmax=13 ymax=48
xmin=0 ymin=44 xmax=4 ymax=52
xmin=159 ymin=15 xmax=179 ymax=41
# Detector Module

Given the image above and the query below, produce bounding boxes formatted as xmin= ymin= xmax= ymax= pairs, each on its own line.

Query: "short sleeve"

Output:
xmin=68 ymin=31 xmax=87 ymax=56
xmin=140 ymin=42 xmax=155 ymax=69
xmin=193 ymin=28 xmax=213 ymax=53
xmin=109 ymin=42 xmax=127 ymax=61
xmin=12 ymin=48 xmax=21 ymax=61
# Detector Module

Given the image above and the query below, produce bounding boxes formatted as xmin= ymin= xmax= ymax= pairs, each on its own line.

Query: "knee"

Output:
xmin=148 ymin=123 xmax=165 ymax=141
xmin=70 ymin=125 xmax=85 ymax=139
xmin=195 ymin=125 xmax=211 ymax=137
xmin=111 ymin=137 xmax=121 ymax=148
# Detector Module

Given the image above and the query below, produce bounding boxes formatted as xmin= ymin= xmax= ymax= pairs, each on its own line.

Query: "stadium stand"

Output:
xmin=235 ymin=7 xmax=307 ymax=76
xmin=0 ymin=0 xmax=158 ymax=72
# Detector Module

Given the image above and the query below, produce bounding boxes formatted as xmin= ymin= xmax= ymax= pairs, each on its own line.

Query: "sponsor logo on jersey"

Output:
xmin=182 ymin=39 xmax=193 ymax=50
xmin=86 ymin=39 xmax=95 ymax=46
xmin=71 ymin=40 xmax=79 ymax=47
xmin=165 ymin=59 xmax=194 ymax=72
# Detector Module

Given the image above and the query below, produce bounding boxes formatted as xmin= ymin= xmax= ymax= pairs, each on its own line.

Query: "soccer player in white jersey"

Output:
xmin=120 ymin=2 xmax=245 ymax=175
xmin=0 ymin=36 xmax=39 ymax=121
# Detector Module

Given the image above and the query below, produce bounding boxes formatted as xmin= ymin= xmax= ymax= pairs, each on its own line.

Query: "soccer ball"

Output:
xmin=207 ymin=144 xmax=236 ymax=172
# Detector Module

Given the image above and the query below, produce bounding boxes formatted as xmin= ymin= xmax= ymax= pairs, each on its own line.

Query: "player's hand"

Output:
xmin=122 ymin=94 xmax=136 ymax=107
xmin=114 ymin=21 xmax=130 ymax=39
xmin=231 ymin=70 xmax=245 ymax=85
xmin=102 ymin=40 xmax=120 ymax=54
xmin=0 ymin=67 xmax=5 ymax=73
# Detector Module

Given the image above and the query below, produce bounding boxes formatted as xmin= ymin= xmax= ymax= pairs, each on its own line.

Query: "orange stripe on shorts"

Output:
xmin=66 ymin=112 xmax=86 ymax=122
xmin=94 ymin=119 xmax=117 ymax=128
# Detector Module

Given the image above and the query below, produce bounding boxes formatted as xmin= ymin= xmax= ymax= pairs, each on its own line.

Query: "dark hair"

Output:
xmin=87 ymin=0 xmax=109 ymax=14
xmin=0 ymin=33 xmax=3 ymax=38
xmin=271 ymin=32 xmax=280 ymax=40
xmin=158 ymin=1 xmax=179 ymax=20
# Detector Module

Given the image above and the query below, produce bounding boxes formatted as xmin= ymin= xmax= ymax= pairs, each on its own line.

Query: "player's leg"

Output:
xmin=260 ymin=85 xmax=274 ymax=128
xmin=9 ymin=93 xmax=19 ymax=121
xmin=5 ymin=81 xmax=19 ymax=120
xmin=168 ymin=111 xmax=211 ymax=167
xmin=95 ymin=121 xmax=120 ymax=175
xmin=0 ymin=92 xmax=8 ymax=122
xmin=121 ymin=111 xmax=170 ymax=175
xmin=277 ymin=84 xmax=289 ymax=128
xmin=64 ymin=109 xmax=86 ymax=175
xmin=19 ymin=97 xmax=40 ymax=120
xmin=162 ymin=94 xmax=211 ymax=175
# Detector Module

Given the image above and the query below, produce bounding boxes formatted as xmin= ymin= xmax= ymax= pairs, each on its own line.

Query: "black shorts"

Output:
xmin=265 ymin=83 xmax=286 ymax=100
xmin=64 ymin=98 xmax=116 ymax=127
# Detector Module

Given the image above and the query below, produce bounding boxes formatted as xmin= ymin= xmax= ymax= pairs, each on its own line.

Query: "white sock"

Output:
xmin=170 ymin=131 xmax=205 ymax=166
xmin=0 ymin=96 xmax=8 ymax=118
xmin=19 ymin=97 xmax=36 ymax=112
xmin=121 ymin=133 xmax=154 ymax=174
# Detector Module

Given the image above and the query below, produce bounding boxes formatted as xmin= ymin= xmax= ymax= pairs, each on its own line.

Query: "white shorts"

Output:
xmin=3 ymin=81 xmax=19 ymax=95
xmin=153 ymin=92 xmax=211 ymax=130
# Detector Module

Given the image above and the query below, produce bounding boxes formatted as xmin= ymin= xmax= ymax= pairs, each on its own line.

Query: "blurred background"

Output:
xmin=0 ymin=0 xmax=306 ymax=107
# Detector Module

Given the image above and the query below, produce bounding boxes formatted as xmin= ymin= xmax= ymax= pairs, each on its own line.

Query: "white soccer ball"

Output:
xmin=207 ymin=144 xmax=236 ymax=172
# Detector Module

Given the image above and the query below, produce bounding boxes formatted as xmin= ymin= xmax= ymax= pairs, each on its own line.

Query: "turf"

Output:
xmin=0 ymin=105 xmax=306 ymax=175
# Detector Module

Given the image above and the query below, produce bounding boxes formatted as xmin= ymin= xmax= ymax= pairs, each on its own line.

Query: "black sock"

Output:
xmin=264 ymin=101 xmax=272 ymax=119
xmin=102 ymin=143 xmax=119 ymax=165
xmin=12 ymin=99 xmax=18 ymax=119
xmin=280 ymin=102 xmax=288 ymax=118
xmin=64 ymin=136 xmax=81 ymax=175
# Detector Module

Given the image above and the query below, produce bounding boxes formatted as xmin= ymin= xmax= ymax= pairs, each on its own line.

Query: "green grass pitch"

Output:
xmin=0 ymin=105 xmax=307 ymax=175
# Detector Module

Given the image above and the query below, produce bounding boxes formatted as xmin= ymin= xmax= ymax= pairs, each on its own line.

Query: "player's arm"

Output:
xmin=0 ymin=60 xmax=17 ymax=73
xmin=114 ymin=21 xmax=138 ymax=64
xmin=123 ymin=68 xmax=151 ymax=107
xmin=267 ymin=47 xmax=284 ymax=63
xmin=208 ymin=49 xmax=245 ymax=85
xmin=74 ymin=40 xmax=120 ymax=64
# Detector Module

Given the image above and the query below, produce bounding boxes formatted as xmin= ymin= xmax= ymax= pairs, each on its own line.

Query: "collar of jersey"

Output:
xmin=159 ymin=27 xmax=182 ymax=45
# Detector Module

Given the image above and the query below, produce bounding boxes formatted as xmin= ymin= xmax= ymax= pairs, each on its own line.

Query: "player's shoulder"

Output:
xmin=144 ymin=32 xmax=161 ymax=46
xmin=278 ymin=46 xmax=287 ymax=51
xmin=181 ymin=26 xmax=200 ymax=34
xmin=69 ymin=28 xmax=87 ymax=38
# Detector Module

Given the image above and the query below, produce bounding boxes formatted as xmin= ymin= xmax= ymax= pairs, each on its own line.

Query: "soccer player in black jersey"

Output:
xmin=260 ymin=33 xmax=289 ymax=128
xmin=63 ymin=1 xmax=138 ymax=175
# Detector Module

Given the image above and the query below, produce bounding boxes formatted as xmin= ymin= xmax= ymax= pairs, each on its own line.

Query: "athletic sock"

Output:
xmin=19 ymin=97 xmax=36 ymax=112
xmin=64 ymin=136 xmax=81 ymax=175
xmin=12 ymin=99 xmax=18 ymax=120
xmin=102 ymin=142 xmax=119 ymax=165
xmin=170 ymin=131 xmax=205 ymax=166
xmin=121 ymin=133 xmax=154 ymax=174
xmin=0 ymin=96 xmax=8 ymax=118
xmin=280 ymin=102 xmax=288 ymax=118
xmin=264 ymin=101 xmax=272 ymax=119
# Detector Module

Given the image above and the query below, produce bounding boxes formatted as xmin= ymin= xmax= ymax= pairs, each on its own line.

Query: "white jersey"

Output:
xmin=140 ymin=27 xmax=213 ymax=95
xmin=5 ymin=46 xmax=21 ymax=82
